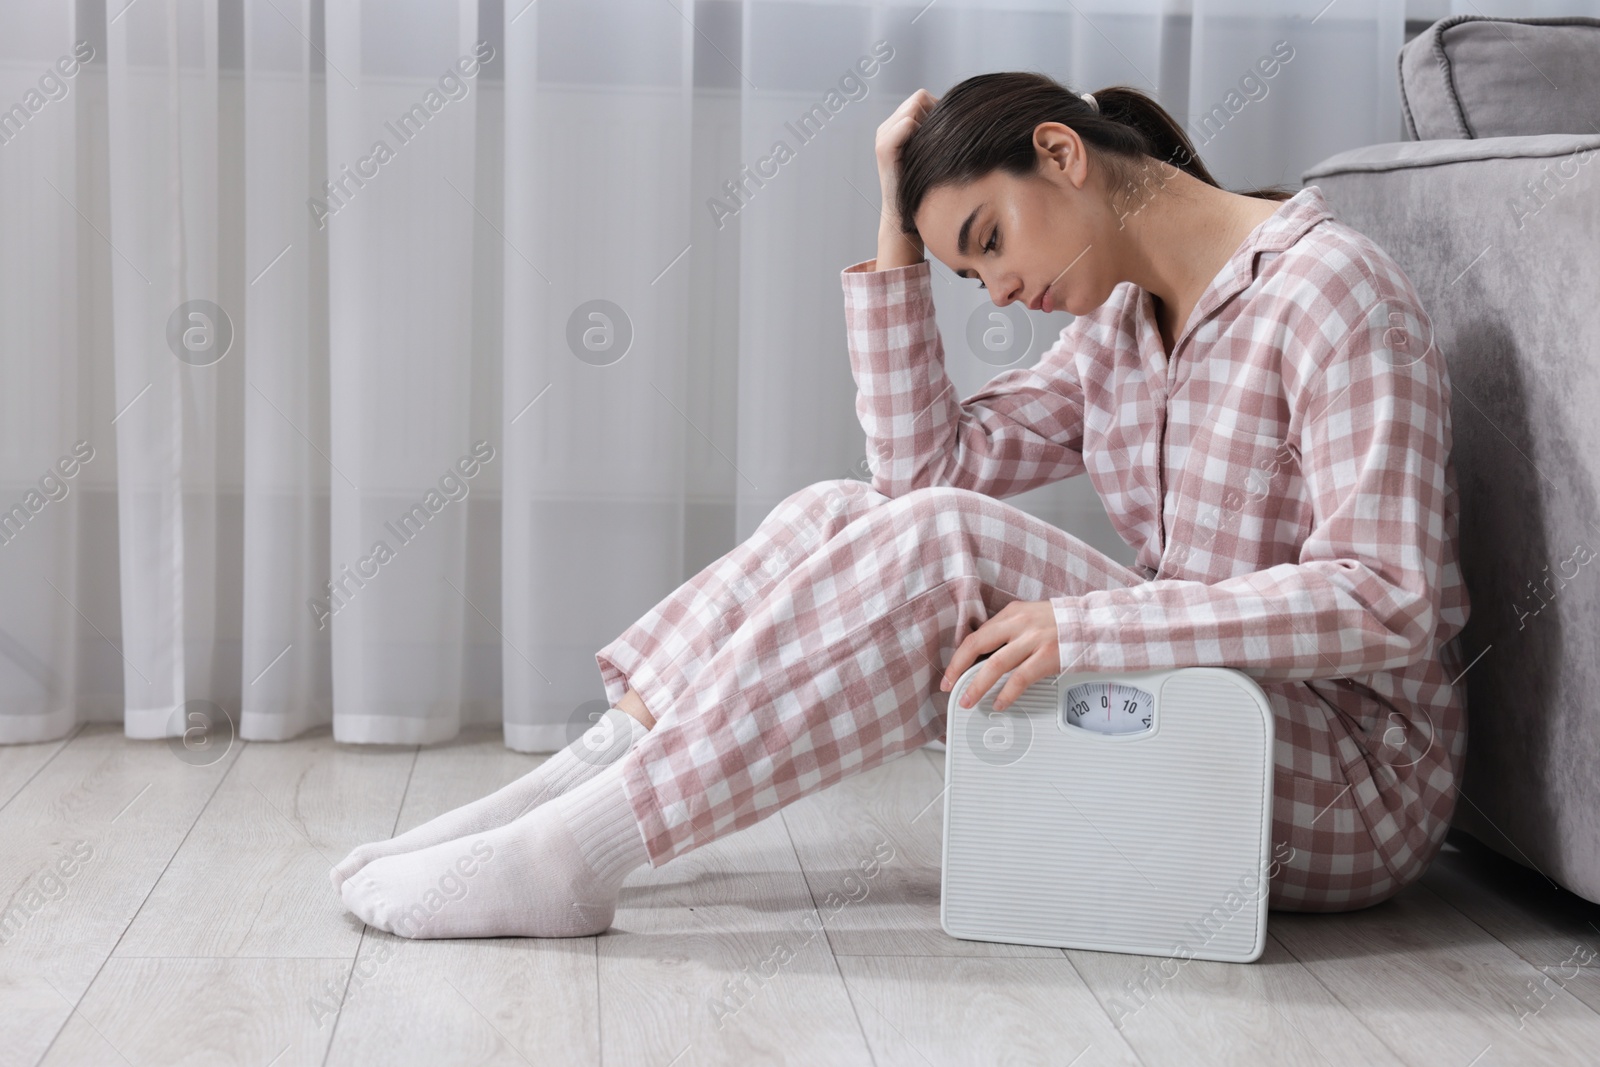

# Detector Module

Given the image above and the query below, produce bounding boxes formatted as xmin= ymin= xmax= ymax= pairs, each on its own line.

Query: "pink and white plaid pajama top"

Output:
xmin=598 ymin=184 xmax=1470 ymax=913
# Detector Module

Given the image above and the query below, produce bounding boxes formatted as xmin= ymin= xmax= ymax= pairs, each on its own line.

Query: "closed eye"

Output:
xmin=973 ymin=228 xmax=998 ymax=289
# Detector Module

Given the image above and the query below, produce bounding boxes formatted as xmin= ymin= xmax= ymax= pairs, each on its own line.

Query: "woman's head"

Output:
xmin=896 ymin=72 xmax=1289 ymax=315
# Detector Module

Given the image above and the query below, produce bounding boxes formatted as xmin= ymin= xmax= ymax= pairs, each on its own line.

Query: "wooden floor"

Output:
xmin=3 ymin=724 xmax=1598 ymax=1066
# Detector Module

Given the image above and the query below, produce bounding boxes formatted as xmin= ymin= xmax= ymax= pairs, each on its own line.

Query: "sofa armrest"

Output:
xmin=1300 ymin=135 xmax=1600 ymax=905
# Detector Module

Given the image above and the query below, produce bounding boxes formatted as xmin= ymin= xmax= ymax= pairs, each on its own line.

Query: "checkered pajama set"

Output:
xmin=596 ymin=186 xmax=1471 ymax=913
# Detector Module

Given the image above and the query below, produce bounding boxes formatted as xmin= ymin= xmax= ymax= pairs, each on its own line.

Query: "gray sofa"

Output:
xmin=1304 ymin=15 xmax=1600 ymax=905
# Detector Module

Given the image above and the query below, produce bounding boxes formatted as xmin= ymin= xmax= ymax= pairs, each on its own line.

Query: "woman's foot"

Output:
xmin=329 ymin=705 xmax=649 ymax=893
xmin=339 ymin=760 xmax=649 ymax=938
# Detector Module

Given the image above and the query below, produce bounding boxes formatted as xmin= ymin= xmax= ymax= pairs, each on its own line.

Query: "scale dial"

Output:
xmin=1063 ymin=681 xmax=1155 ymax=736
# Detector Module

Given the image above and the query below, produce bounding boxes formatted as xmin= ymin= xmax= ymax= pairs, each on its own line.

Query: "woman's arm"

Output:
xmin=1045 ymin=284 xmax=1460 ymax=684
xmin=843 ymin=88 xmax=1088 ymax=500
xmin=840 ymin=256 xmax=1088 ymax=499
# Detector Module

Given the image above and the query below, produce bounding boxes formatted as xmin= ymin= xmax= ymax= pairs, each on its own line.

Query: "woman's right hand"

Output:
xmin=874 ymin=89 xmax=938 ymax=266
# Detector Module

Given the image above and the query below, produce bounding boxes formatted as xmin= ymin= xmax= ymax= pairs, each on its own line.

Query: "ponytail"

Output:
xmin=896 ymin=72 xmax=1291 ymax=242
xmin=1090 ymin=84 xmax=1220 ymax=186
xmin=1091 ymin=84 xmax=1292 ymax=203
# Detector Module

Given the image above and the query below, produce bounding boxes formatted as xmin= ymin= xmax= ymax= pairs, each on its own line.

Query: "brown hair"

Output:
xmin=895 ymin=71 xmax=1292 ymax=242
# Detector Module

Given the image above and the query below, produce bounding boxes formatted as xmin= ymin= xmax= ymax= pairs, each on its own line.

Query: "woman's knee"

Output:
xmin=877 ymin=484 xmax=992 ymax=527
xmin=759 ymin=482 xmax=991 ymax=569
xmin=806 ymin=477 xmax=880 ymax=512
xmin=750 ymin=480 xmax=888 ymax=564
xmin=766 ymin=478 xmax=882 ymax=529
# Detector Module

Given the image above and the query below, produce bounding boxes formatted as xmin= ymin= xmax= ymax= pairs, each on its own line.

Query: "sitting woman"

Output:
xmin=332 ymin=72 xmax=1469 ymax=938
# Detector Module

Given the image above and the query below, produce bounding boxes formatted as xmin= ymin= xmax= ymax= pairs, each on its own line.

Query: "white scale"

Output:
xmin=940 ymin=663 xmax=1275 ymax=963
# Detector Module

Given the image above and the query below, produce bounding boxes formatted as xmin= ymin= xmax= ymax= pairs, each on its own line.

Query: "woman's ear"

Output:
xmin=1033 ymin=121 xmax=1089 ymax=190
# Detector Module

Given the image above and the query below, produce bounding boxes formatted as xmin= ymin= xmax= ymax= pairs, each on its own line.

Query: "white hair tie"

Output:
xmin=1079 ymin=91 xmax=1099 ymax=113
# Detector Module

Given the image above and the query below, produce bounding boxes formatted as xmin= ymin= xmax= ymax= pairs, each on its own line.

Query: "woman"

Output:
xmin=333 ymin=73 xmax=1469 ymax=938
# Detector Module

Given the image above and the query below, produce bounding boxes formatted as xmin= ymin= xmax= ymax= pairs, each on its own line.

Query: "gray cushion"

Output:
xmin=1305 ymin=133 xmax=1600 ymax=906
xmin=1400 ymin=15 xmax=1600 ymax=140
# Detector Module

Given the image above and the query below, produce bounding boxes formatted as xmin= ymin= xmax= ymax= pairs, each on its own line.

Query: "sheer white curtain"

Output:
xmin=0 ymin=0 xmax=1424 ymax=750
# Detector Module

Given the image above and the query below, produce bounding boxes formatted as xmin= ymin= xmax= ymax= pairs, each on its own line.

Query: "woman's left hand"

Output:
xmin=939 ymin=600 xmax=1062 ymax=712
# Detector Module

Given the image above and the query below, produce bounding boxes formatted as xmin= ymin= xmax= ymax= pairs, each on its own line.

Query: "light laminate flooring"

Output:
xmin=2 ymin=724 xmax=1598 ymax=1066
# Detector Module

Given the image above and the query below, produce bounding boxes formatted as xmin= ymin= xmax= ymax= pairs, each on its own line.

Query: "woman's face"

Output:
xmin=913 ymin=123 xmax=1121 ymax=316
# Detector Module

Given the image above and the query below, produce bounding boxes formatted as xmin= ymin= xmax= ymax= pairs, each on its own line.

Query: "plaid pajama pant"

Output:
xmin=596 ymin=477 xmax=1435 ymax=913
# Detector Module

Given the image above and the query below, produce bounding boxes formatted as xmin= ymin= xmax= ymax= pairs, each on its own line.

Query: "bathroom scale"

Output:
xmin=939 ymin=663 xmax=1275 ymax=963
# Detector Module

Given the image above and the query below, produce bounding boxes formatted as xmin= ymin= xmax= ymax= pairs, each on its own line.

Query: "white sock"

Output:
xmin=338 ymin=759 xmax=651 ymax=939
xmin=329 ymin=707 xmax=649 ymax=892
xmin=555 ymin=757 xmax=653 ymax=888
